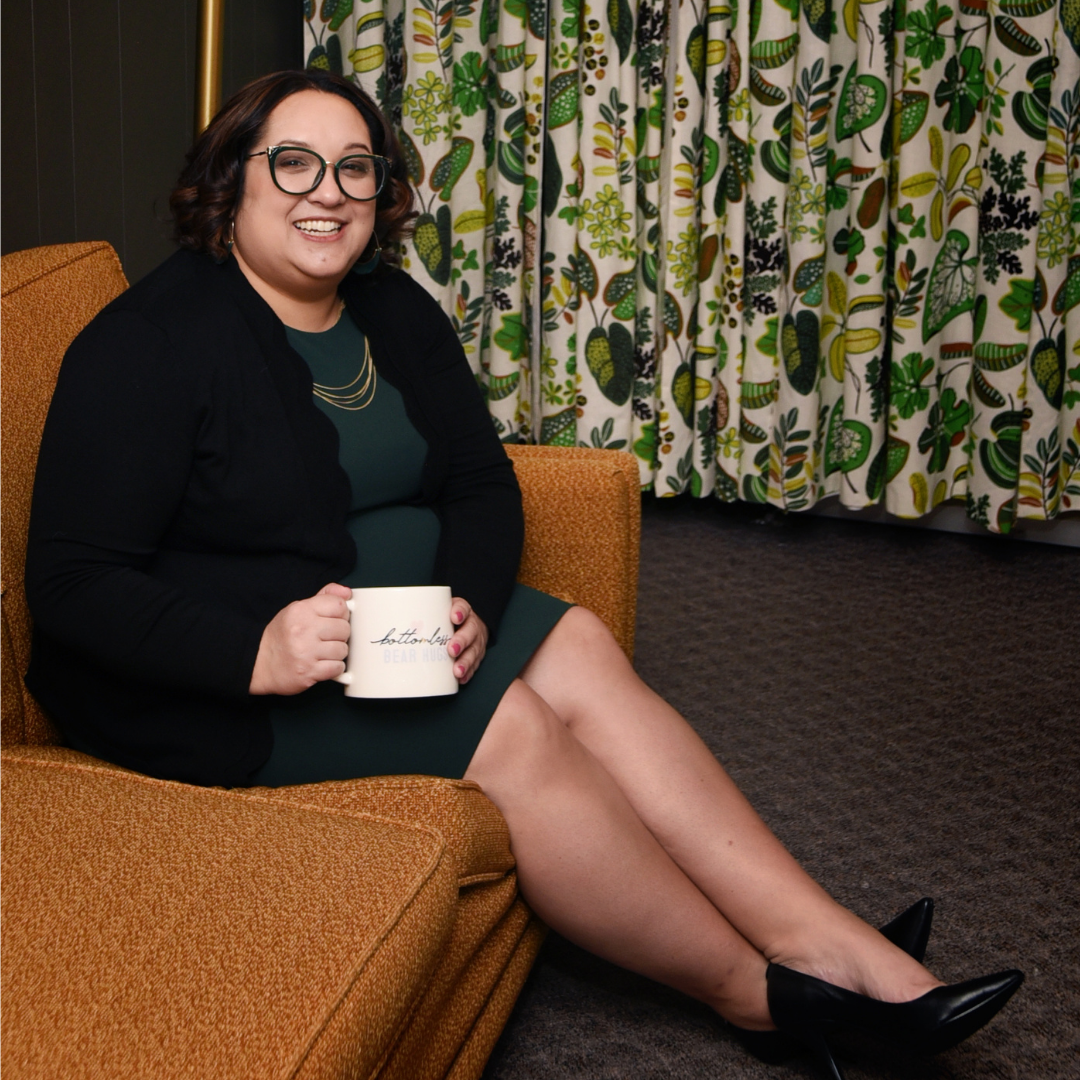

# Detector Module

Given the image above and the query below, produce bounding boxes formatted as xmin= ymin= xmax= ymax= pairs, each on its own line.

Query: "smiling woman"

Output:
xmin=230 ymin=92 xmax=382 ymax=326
xmin=170 ymin=71 xmax=413 ymax=274
xmin=23 ymin=70 xmax=1025 ymax=1080
xmin=29 ymin=69 xmax=561 ymax=772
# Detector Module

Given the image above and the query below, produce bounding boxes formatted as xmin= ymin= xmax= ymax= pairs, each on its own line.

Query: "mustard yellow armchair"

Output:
xmin=1 ymin=242 xmax=640 ymax=1080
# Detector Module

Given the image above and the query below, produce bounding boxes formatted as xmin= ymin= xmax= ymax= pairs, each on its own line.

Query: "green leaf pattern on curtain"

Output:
xmin=305 ymin=0 xmax=1080 ymax=532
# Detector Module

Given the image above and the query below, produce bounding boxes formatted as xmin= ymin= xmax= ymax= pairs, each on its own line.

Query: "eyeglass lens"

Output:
xmin=271 ymin=149 xmax=387 ymax=199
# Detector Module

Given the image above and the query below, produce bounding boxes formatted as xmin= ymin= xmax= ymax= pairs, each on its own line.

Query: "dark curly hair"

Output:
xmin=171 ymin=70 xmax=415 ymax=268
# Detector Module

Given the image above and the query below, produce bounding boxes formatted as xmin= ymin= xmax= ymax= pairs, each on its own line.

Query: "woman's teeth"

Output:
xmin=294 ymin=220 xmax=342 ymax=234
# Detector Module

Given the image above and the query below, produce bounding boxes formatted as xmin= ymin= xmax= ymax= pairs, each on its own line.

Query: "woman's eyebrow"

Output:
xmin=276 ymin=138 xmax=373 ymax=152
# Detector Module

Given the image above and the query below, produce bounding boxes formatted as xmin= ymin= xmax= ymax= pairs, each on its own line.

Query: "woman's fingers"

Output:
xmin=449 ymin=599 xmax=472 ymax=638
xmin=310 ymin=587 xmax=351 ymax=622
xmin=315 ymin=606 xmax=351 ymax=640
xmin=310 ymin=658 xmax=347 ymax=681
xmin=448 ymin=597 xmax=488 ymax=683
xmin=319 ymin=581 xmax=353 ymax=600
xmin=449 ymin=600 xmax=482 ymax=647
xmin=249 ymin=585 xmax=353 ymax=695
xmin=454 ymin=643 xmax=484 ymax=683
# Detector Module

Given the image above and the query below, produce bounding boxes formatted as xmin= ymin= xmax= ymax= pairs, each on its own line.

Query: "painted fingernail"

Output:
xmin=453 ymin=610 xmax=463 ymax=622
xmin=455 ymin=664 xmax=465 ymax=677
xmin=449 ymin=642 xmax=460 ymax=656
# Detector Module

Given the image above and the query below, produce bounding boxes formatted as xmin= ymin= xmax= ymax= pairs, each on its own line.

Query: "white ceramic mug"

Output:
xmin=335 ymin=585 xmax=459 ymax=698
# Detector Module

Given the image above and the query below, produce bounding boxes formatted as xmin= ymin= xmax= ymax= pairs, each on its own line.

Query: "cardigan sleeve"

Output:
xmin=25 ymin=309 xmax=266 ymax=700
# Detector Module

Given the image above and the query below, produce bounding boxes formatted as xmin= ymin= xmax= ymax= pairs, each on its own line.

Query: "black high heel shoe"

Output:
xmin=879 ymin=896 xmax=933 ymax=962
xmin=766 ymin=962 xmax=1024 ymax=1080
xmin=731 ymin=897 xmax=935 ymax=1063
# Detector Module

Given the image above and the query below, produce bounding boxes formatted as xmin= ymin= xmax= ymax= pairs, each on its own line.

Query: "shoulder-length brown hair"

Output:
xmin=171 ymin=70 xmax=415 ymax=268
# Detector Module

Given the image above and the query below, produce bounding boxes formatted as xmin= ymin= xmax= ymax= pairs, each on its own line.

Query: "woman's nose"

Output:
xmin=308 ymin=165 xmax=346 ymax=204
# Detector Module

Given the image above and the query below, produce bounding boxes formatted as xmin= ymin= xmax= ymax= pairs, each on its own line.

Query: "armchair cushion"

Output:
xmin=1 ymin=749 xmax=460 ymax=1080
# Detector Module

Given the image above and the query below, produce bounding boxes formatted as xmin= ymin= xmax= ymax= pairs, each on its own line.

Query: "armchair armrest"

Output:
xmin=0 ymin=749 xmax=459 ymax=1080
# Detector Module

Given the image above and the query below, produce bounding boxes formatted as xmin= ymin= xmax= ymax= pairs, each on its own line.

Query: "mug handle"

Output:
xmin=334 ymin=597 xmax=355 ymax=685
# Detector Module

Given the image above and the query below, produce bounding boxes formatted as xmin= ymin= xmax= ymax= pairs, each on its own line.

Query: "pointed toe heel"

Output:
xmin=766 ymin=963 xmax=1024 ymax=1079
xmin=909 ymin=968 xmax=1026 ymax=1056
xmin=879 ymin=897 xmax=934 ymax=962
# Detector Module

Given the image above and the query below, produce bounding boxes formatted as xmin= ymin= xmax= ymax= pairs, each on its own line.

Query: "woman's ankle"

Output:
xmin=705 ymin=953 xmax=775 ymax=1029
xmin=768 ymin=918 xmax=943 ymax=1003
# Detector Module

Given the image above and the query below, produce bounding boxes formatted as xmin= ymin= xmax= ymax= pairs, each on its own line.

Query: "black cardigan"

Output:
xmin=25 ymin=250 xmax=524 ymax=786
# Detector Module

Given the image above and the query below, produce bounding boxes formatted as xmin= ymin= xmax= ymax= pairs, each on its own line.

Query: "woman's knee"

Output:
xmin=464 ymin=678 xmax=576 ymax=794
xmin=530 ymin=606 xmax=627 ymax=677
xmin=520 ymin=607 xmax=633 ymax=716
xmin=555 ymin=606 xmax=621 ymax=654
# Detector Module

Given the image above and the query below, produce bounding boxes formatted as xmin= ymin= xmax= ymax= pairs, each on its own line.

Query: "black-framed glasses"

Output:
xmin=247 ymin=145 xmax=389 ymax=201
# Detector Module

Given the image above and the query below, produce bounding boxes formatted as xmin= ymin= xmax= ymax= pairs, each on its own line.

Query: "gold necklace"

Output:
xmin=312 ymin=334 xmax=377 ymax=410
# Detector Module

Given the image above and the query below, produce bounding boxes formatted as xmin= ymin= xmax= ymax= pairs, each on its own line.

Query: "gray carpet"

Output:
xmin=483 ymin=497 xmax=1080 ymax=1080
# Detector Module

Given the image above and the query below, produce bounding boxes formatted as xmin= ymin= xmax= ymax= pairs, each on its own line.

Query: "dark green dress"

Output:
xmin=250 ymin=313 xmax=570 ymax=786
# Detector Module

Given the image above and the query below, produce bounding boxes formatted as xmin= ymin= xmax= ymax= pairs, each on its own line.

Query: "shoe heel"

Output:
xmin=804 ymin=1029 xmax=845 ymax=1080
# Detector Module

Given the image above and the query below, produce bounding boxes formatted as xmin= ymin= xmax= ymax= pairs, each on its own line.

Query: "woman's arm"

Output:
xmin=26 ymin=309 xmax=266 ymax=699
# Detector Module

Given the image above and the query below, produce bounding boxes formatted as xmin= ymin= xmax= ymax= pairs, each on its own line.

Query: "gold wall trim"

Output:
xmin=195 ymin=0 xmax=226 ymax=136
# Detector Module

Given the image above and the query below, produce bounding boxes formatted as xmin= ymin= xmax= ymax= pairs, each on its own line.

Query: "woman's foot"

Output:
xmin=767 ymin=902 xmax=944 ymax=1005
xmin=765 ymin=963 xmax=1024 ymax=1079
xmin=731 ymin=898 xmax=939 ymax=1059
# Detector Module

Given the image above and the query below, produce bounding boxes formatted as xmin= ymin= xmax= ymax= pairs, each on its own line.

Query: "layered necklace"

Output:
xmin=311 ymin=302 xmax=377 ymax=411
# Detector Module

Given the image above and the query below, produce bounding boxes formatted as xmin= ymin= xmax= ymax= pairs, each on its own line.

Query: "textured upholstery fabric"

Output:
xmin=375 ymin=883 xmax=532 ymax=1079
xmin=3 ymin=747 xmax=517 ymax=888
xmin=1 ymin=750 xmax=459 ymax=1079
xmin=3 ymin=745 xmax=545 ymax=1080
xmin=1 ymin=242 xmax=129 ymax=747
xmin=1 ymin=242 xmax=641 ymax=1079
xmin=249 ymin=775 xmax=517 ymax=887
xmin=506 ymin=444 xmax=640 ymax=661
xmin=443 ymin=917 xmax=548 ymax=1080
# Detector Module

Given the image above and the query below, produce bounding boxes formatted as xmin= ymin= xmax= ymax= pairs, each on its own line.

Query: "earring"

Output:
xmin=214 ymin=220 xmax=236 ymax=265
xmin=352 ymin=232 xmax=382 ymax=275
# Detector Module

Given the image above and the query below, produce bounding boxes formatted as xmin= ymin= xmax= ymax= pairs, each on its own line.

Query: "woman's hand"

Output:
xmin=249 ymin=583 xmax=352 ymax=695
xmin=448 ymin=598 xmax=488 ymax=684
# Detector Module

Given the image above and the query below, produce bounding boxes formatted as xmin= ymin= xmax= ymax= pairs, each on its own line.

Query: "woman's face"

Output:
xmin=232 ymin=90 xmax=378 ymax=303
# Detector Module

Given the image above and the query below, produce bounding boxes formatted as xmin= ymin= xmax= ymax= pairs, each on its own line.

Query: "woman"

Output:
xmin=25 ymin=70 xmax=1021 ymax=1079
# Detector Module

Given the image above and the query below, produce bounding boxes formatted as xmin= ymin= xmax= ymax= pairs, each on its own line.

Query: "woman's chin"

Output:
xmin=288 ymin=248 xmax=363 ymax=287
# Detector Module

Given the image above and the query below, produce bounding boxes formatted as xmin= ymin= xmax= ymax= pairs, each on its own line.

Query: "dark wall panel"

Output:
xmin=2 ymin=0 xmax=301 ymax=284
xmin=28 ymin=1 xmax=77 ymax=247
xmin=116 ymin=2 xmax=200 ymax=274
xmin=68 ymin=2 xmax=130 ymax=266
xmin=224 ymin=0 xmax=304 ymax=102
xmin=1 ymin=0 xmax=43 ymax=255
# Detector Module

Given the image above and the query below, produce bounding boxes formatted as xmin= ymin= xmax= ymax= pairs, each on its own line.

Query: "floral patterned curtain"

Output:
xmin=305 ymin=0 xmax=1080 ymax=533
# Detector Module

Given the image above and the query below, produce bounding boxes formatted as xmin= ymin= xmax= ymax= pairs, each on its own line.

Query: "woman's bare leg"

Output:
xmin=518 ymin=607 xmax=941 ymax=1004
xmin=464 ymin=678 xmax=774 ymax=1029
